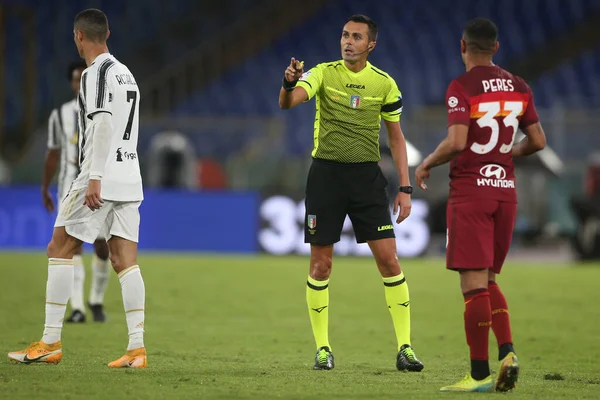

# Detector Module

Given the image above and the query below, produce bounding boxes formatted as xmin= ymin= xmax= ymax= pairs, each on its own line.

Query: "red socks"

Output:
xmin=463 ymin=282 xmax=514 ymax=378
xmin=463 ymin=289 xmax=492 ymax=361
xmin=488 ymin=280 xmax=514 ymax=359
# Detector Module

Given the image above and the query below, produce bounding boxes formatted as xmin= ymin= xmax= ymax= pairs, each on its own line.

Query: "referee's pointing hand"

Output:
xmin=285 ymin=57 xmax=304 ymax=83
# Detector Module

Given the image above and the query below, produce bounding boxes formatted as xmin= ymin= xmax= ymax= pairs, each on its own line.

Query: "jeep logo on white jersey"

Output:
xmin=477 ymin=164 xmax=514 ymax=188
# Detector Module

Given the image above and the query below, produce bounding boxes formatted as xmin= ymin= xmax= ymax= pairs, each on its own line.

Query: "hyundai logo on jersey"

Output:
xmin=479 ymin=164 xmax=507 ymax=179
xmin=477 ymin=164 xmax=514 ymax=188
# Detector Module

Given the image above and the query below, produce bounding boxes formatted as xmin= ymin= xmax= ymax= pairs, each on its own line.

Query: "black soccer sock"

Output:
xmin=471 ymin=359 xmax=491 ymax=381
xmin=498 ymin=343 xmax=515 ymax=361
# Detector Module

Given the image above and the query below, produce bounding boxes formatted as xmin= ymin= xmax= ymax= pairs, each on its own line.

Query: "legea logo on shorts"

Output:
xmin=477 ymin=164 xmax=514 ymax=188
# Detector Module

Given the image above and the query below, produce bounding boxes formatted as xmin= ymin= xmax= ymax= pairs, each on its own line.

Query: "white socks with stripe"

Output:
xmin=42 ymin=258 xmax=74 ymax=344
xmin=89 ymin=255 xmax=111 ymax=305
xmin=118 ymin=265 xmax=145 ymax=351
xmin=70 ymin=255 xmax=85 ymax=312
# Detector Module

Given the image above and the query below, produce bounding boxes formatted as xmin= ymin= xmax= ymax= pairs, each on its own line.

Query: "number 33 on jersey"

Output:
xmin=445 ymin=65 xmax=540 ymax=204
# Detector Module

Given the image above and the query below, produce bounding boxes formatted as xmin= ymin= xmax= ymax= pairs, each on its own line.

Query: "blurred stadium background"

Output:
xmin=2 ymin=1 xmax=600 ymax=399
xmin=3 ymin=0 xmax=600 ymax=259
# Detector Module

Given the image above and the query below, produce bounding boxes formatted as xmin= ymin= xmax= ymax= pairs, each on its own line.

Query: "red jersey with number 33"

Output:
xmin=445 ymin=65 xmax=539 ymax=204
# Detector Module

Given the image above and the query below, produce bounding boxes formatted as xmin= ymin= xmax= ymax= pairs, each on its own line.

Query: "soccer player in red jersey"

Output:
xmin=415 ymin=18 xmax=547 ymax=392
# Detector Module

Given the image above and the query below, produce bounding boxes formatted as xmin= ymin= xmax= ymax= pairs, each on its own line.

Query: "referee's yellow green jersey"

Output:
xmin=296 ymin=60 xmax=403 ymax=163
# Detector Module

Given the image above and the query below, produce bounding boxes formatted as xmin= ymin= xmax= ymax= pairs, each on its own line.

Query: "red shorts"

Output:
xmin=446 ymin=200 xmax=517 ymax=274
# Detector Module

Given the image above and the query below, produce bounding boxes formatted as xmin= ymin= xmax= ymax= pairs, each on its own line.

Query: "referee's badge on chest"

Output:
xmin=308 ymin=214 xmax=317 ymax=233
xmin=350 ymin=95 xmax=361 ymax=108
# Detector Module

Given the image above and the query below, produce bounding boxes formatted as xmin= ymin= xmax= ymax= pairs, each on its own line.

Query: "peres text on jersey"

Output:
xmin=482 ymin=78 xmax=514 ymax=93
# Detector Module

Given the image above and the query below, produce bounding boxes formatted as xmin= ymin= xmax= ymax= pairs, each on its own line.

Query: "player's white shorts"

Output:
xmin=55 ymin=188 xmax=140 ymax=244
xmin=56 ymin=184 xmax=107 ymax=241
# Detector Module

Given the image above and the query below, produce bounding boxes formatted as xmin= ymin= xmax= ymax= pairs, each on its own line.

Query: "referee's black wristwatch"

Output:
xmin=398 ymin=186 xmax=413 ymax=194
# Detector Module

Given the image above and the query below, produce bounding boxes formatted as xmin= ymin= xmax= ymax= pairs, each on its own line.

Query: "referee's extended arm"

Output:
xmin=279 ymin=57 xmax=308 ymax=109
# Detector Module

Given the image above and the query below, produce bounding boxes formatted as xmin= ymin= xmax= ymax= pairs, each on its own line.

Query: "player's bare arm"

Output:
xmin=279 ymin=57 xmax=308 ymax=109
xmin=415 ymin=124 xmax=469 ymax=190
xmin=512 ymin=122 xmax=546 ymax=157
xmin=84 ymin=111 xmax=113 ymax=211
xmin=384 ymin=119 xmax=411 ymax=223
xmin=42 ymin=149 xmax=61 ymax=212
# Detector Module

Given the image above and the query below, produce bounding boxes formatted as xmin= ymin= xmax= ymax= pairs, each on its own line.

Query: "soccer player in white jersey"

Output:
xmin=9 ymin=8 xmax=147 ymax=368
xmin=43 ymin=60 xmax=111 ymax=324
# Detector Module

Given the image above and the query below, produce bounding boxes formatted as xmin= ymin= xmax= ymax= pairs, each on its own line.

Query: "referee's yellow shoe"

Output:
xmin=108 ymin=347 xmax=147 ymax=368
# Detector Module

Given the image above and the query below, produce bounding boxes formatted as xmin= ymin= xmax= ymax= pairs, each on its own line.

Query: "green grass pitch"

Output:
xmin=1 ymin=252 xmax=599 ymax=399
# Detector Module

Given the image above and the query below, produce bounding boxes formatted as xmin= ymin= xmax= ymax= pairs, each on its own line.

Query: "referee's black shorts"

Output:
xmin=304 ymin=157 xmax=395 ymax=245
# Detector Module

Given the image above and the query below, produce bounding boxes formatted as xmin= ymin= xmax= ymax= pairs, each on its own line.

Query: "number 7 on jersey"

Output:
xmin=123 ymin=90 xmax=137 ymax=140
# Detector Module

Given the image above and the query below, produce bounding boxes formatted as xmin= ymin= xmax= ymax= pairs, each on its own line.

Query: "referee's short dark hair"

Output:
xmin=74 ymin=8 xmax=109 ymax=42
xmin=463 ymin=18 xmax=498 ymax=54
xmin=347 ymin=14 xmax=378 ymax=42
xmin=67 ymin=60 xmax=87 ymax=81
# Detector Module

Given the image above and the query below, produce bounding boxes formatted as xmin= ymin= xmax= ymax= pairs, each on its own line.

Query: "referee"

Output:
xmin=279 ymin=14 xmax=424 ymax=372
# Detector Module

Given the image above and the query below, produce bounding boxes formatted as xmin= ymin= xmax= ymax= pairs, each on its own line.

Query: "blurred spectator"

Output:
xmin=146 ymin=131 xmax=197 ymax=189
xmin=0 ymin=157 xmax=11 ymax=184
xmin=584 ymin=152 xmax=600 ymax=200
xmin=196 ymin=158 xmax=228 ymax=189
xmin=570 ymin=152 xmax=600 ymax=260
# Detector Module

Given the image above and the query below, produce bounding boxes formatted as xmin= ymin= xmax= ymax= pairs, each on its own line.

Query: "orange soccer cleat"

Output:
xmin=8 ymin=341 xmax=63 ymax=364
xmin=108 ymin=347 xmax=147 ymax=368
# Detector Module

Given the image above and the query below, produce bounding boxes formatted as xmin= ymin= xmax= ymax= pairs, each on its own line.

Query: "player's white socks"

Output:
xmin=42 ymin=258 xmax=74 ymax=344
xmin=118 ymin=265 xmax=145 ymax=351
xmin=89 ymin=255 xmax=111 ymax=305
xmin=70 ymin=255 xmax=85 ymax=312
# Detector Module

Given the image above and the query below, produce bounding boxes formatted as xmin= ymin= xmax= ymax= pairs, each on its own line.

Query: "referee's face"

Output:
xmin=341 ymin=21 xmax=371 ymax=63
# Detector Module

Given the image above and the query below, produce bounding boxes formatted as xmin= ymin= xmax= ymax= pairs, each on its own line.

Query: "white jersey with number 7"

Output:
xmin=72 ymin=53 xmax=143 ymax=202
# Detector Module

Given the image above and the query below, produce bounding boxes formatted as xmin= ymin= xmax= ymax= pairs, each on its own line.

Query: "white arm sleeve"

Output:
xmin=83 ymin=61 xmax=114 ymax=119
xmin=89 ymin=112 xmax=113 ymax=180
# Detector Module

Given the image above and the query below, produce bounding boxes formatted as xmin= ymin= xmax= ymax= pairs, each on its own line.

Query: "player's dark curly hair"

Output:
xmin=347 ymin=14 xmax=378 ymax=42
xmin=463 ymin=17 xmax=498 ymax=54
xmin=67 ymin=60 xmax=87 ymax=81
xmin=74 ymin=8 xmax=109 ymax=42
